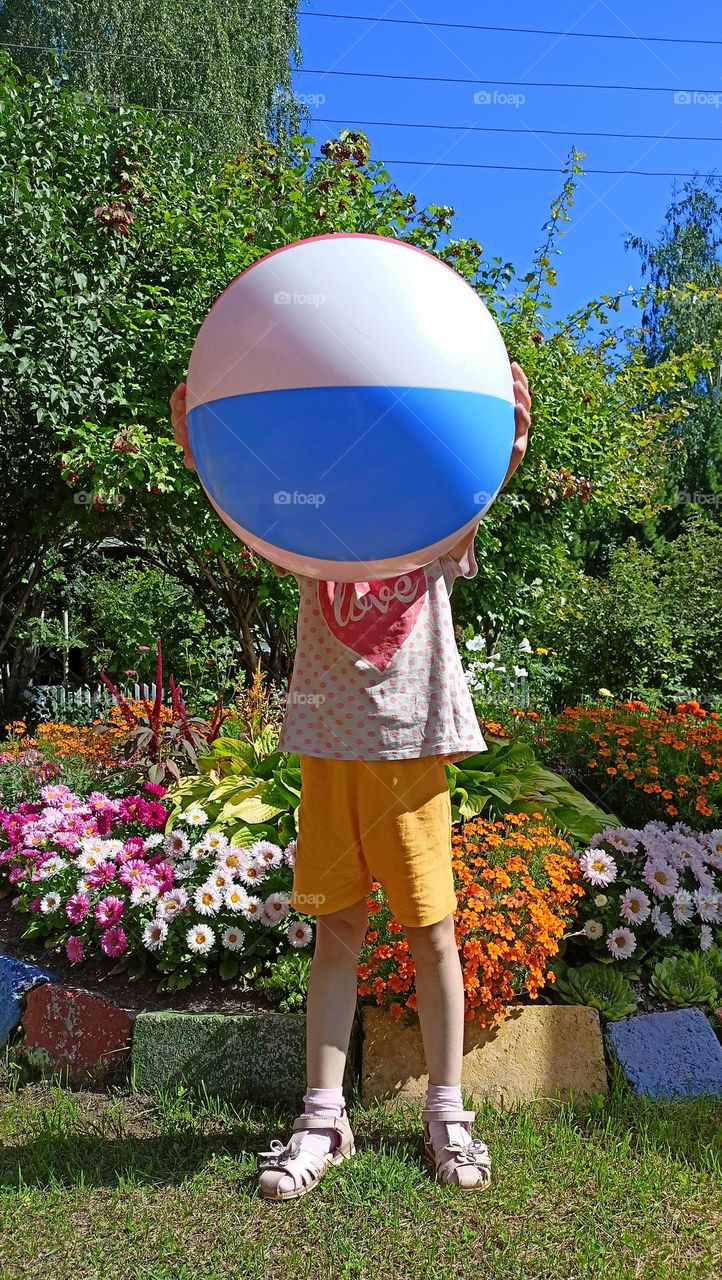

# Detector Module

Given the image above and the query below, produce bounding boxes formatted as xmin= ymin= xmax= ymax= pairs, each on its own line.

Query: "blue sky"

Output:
xmin=293 ymin=1 xmax=722 ymax=320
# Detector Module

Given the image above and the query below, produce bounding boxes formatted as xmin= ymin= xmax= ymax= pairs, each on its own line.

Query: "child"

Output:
xmin=170 ymin=363 xmax=531 ymax=1199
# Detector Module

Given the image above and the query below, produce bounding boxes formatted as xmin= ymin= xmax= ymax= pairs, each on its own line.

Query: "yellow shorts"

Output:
xmin=290 ymin=755 xmax=456 ymax=928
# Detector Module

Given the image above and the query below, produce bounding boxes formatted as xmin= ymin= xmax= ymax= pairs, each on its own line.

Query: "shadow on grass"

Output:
xmin=1 ymin=1066 xmax=721 ymax=1192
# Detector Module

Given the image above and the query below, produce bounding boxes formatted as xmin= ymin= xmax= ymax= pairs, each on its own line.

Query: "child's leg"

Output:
xmin=403 ymin=913 xmax=464 ymax=1083
xmin=258 ymin=899 xmax=367 ymax=1199
xmin=306 ymin=897 xmax=369 ymax=1086
xmin=405 ymin=913 xmax=491 ymax=1190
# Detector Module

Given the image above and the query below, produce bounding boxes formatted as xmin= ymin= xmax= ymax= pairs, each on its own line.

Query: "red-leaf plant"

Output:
xmin=99 ymin=639 xmax=227 ymax=783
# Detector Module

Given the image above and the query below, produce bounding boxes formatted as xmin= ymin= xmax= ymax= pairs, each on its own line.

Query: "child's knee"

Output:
xmin=315 ymin=898 xmax=368 ymax=955
xmin=404 ymin=912 xmax=456 ymax=963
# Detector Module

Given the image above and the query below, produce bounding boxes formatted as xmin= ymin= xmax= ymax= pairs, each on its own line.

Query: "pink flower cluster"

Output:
xmin=0 ymin=783 xmax=169 ymax=964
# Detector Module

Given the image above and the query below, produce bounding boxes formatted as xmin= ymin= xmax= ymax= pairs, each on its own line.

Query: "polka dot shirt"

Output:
xmin=278 ymin=545 xmax=486 ymax=762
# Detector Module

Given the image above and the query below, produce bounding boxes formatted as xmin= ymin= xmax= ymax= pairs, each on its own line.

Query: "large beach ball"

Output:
xmin=186 ymin=233 xmax=514 ymax=581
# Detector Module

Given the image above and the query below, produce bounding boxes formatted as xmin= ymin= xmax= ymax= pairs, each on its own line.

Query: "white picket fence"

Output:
xmin=32 ymin=682 xmax=162 ymax=719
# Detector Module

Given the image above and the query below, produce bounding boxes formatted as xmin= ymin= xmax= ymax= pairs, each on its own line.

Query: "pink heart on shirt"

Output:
xmin=318 ymin=570 xmax=426 ymax=671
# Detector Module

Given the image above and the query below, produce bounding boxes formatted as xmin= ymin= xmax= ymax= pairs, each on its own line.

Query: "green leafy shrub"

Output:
xmin=552 ymin=960 xmax=638 ymax=1020
xmin=256 ymin=952 xmax=312 ymax=1012
xmin=445 ymin=739 xmax=617 ymax=843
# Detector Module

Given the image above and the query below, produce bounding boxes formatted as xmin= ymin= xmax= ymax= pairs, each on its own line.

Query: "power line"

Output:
xmin=300 ymin=68 xmax=722 ymax=95
xmin=315 ymin=116 xmax=722 ymax=146
xmin=304 ymin=12 xmax=722 ymax=47
xmin=384 ymin=159 xmax=719 ymax=178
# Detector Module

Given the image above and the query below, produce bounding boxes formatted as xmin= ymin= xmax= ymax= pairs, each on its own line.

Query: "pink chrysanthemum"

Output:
xmin=100 ymin=925 xmax=127 ymax=958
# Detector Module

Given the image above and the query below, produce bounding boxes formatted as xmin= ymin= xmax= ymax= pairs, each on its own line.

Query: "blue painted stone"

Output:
xmin=0 ymin=953 xmax=55 ymax=1047
xmin=605 ymin=1008 xmax=722 ymax=1100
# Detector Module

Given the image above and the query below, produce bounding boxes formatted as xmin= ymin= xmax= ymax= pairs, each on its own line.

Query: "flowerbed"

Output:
xmin=572 ymin=820 xmax=722 ymax=960
xmin=358 ymin=813 xmax=584 ymax=1029
xmin=0 ymin=784 xmax=312 ymax=994
xmin=535 ymin=701 xmax=722 ymax=829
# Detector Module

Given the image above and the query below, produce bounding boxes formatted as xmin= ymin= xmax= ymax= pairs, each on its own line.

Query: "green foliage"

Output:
xmin=650 ymin=952 xmax=719 ymax=1008
xmin=445 ymin=739 xmax=618 ymax=843
xmin=552 ymin=960 xmax=638 ymax=1020
xmin=530 ymin=519 xmax=722 ymax=706
xmin=256 ymin=952 xmax=311 ymax=1011
xmin=167 ymin=735 xmax=300 ymax=848
xmin=0 ymin=1 xmax=301 ymax=158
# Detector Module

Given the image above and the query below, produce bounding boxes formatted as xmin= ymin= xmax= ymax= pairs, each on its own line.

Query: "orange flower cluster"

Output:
xmin=358 ymin=813 xmax=584 ymax=1030
xmin=1 ymin=703 xmax=172 ymax=768
xmin=542 ymin=701 xmax=722 ymax=828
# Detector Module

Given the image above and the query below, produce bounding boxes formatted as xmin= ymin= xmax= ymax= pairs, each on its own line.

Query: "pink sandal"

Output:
xmin=421 ymin=1107 xmax=492 ymax=1191
xmin=258 ymin=1111 xmax=356 ymax=1201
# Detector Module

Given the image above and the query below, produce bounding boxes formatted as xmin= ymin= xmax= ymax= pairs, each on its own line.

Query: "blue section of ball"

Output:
xmin=187 ymin=385 xmax=514 ymax=563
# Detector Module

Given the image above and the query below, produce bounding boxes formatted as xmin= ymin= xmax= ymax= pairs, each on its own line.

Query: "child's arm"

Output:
xmin=169 ymin=381 xmax=289 ymax=576
xmin=447 ymin=360 xmax=531 ymax=563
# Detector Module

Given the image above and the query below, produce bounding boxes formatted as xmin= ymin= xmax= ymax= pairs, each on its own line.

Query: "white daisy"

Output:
xmin=606 ymin=926 xmax=636 ymax=960
xmin=193 ymin=884 xmax=222 ymax=917
xmin=197 ymin=830 xmax=229 ymax=856
xmin=188 ymin=840 xmax=210 ymax=862
xmin=583 ymin=919 xmax=604 ymax=940
xmin=250 ymin=840 xmax=283 ymax=868
xmin=287 ymin=920 xmax=313 ymax=949
xmin=578 ymin=849 xmax=618 ymax=887
xmin=643 ymin=860 xmax=679 ymax=899
xmin=605 ymin=830 xmax=639 ymax=854
xmin=238 ymin=860 xmax=267 ymax=887
xmin=651 ymin=905 xmax=673 ymax=936
xmin=142 ymin=919 xmax=168 ymax=951
xmin=35 ymin=855 xmax=66 ymax=879
xmin=40 ymin=891 xmax=61 ymax=914
xmin=205 ymin=868 xmax=232 ymax=892
xmin=222 ymin=925 xmax=245 ymax=951
xmin=79 ymin=836 xmax=107 ymax=858
xmin=695 ymin=888 xmax=722 ymax=923
xmin=700 ymin=924 xmax=714 ymax=951
xmin=76 ymin=876 xmax=92 ymax=893
xmin=144 ymin=833 xmax=165 ymax=851
xmin=240 ymin=894 xmax=263 ymax=922
xmin=156 ymin=888 xmax=188 ymax=920
xmin=131 ymin=883 xmax=160 ymax=906
xmin=186 ymin=923 xmax=215 ymax=954
xmin=179 ymin=804 xmax=209 ymax=828
xmin=103 ymin=838 xmax=124 ymax=858
xmin=165 ymin=830 xmax=190 ymax=858
xmin=172 ymin=859 xmax=195 ymax=881
xmin=263 ymin=891 xmax=291 ymax=925
xmin=225 ymin=885 xmax=249 ymax=913
xmin=619 ymin=887 xmax=652 ymax=925
xmin=671 ymin=889 xmax=694 ymax=925
xmin=217 ymin=847 xmax=244 ymax=875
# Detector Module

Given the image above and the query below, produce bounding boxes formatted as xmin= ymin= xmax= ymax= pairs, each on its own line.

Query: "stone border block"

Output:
xmin=0 ymin=953 xmax=55 ymax=1047
xmin=605 ymin=1008 xmax=722 ymax=1099
xmin=18 ymin=982 xmax=134 ymax=1082
xmin=361 ymin=1003 xmax=608 ymax=1108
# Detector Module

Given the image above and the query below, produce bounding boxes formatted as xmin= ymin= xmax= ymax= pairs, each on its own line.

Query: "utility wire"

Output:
xmin=304 ymin=12 xmax=722 ymax=47
xmin=299 ymin=68 xmax=722 ymax=95
xmin=314 ymin=116 xmax=722 ymax=145
xmin=385 ymin=159 xmax=718 ymax=178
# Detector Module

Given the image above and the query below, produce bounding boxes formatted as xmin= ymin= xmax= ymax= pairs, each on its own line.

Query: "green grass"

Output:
xmin=0 ymin=1062 xmax=721 ymax=1280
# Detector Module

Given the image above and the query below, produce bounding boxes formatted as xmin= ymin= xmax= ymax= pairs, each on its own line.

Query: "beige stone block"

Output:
xmin=361 ymin=1003 xmax=608 ymax=1109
